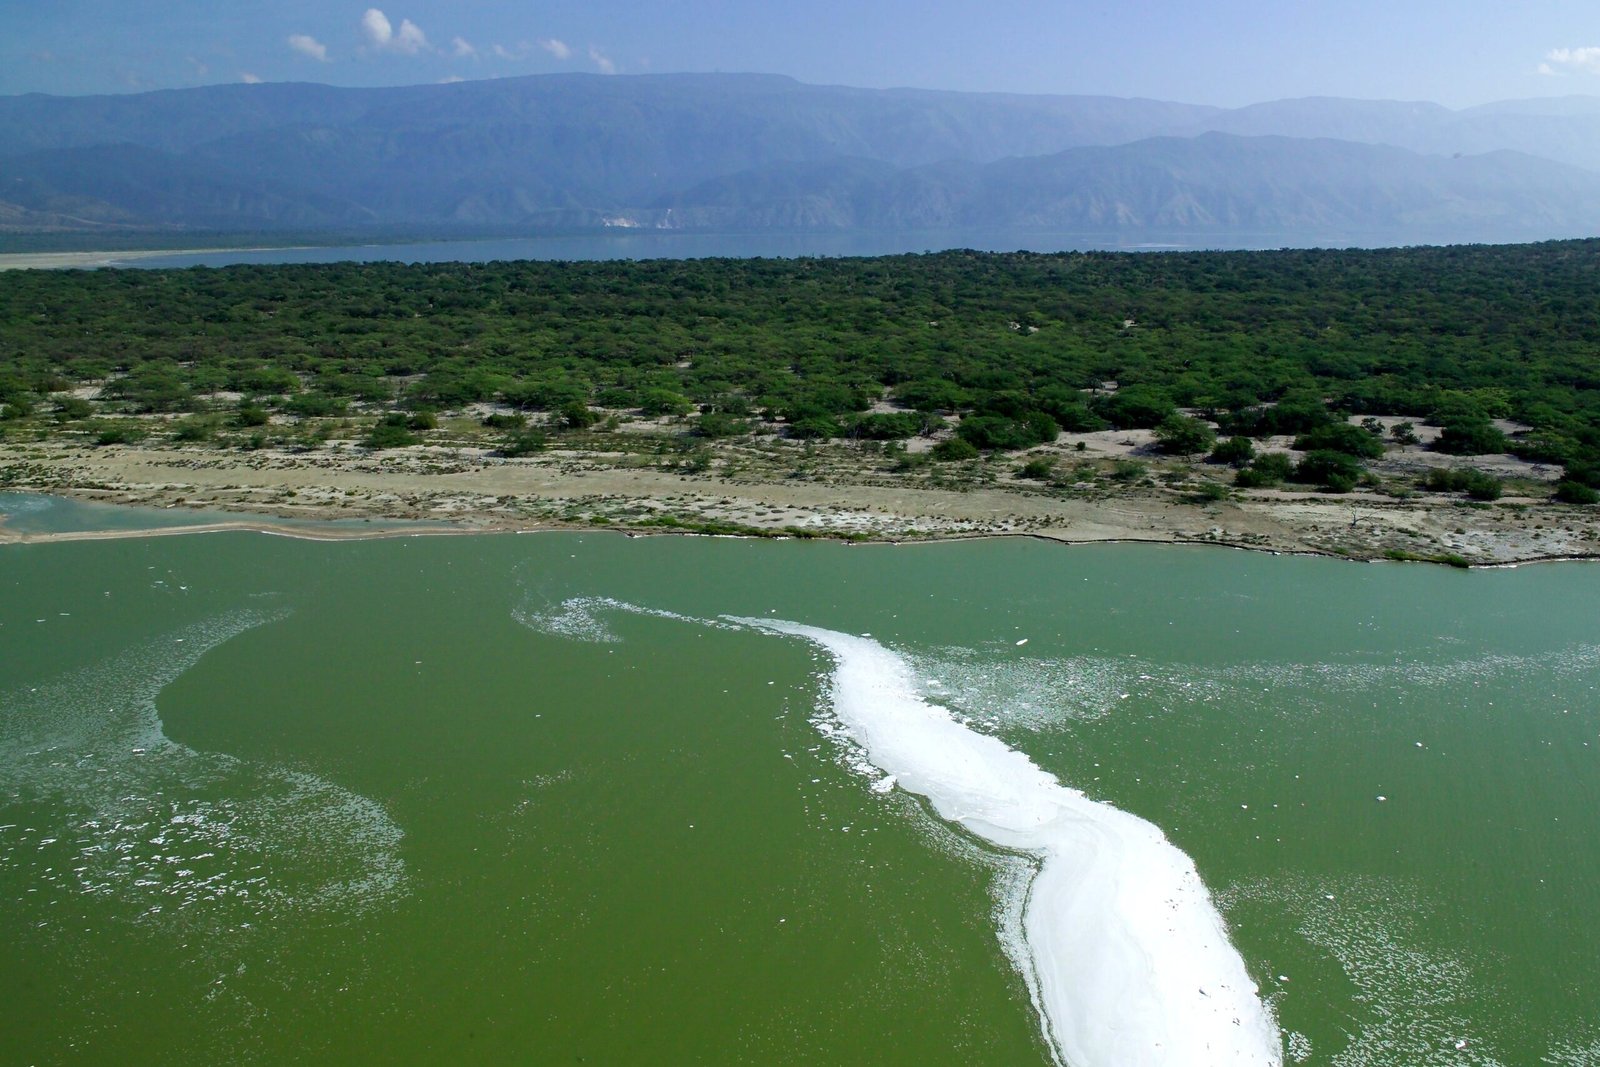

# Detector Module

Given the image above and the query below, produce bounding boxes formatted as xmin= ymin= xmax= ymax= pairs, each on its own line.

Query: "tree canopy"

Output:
xmin=3 ymin=240 xmax=1600 ymax=477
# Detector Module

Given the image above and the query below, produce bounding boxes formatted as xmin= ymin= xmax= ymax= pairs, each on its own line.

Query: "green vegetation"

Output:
xmin=1154 ymin=413 xmax=1217 ymax=456
xmin=4 ymin=241 xmax=1600 ymax=493
xmin=1553 ymin=480 xmax=1600 ymax=505
xmin=1234 ymin=451 xmax=1296 ymax=488
xmin=1209 ymin=435 xmax=1255 ymax=467
xmin=1293 ymin=421 xmax=1385 ymax=459
xmin=931 ymin=437 xmax=980 ymax=462
xmin=1420 ymin=467 xmax=1504 ymax=501
xmin=1017 ymin=457 xmax=1056 ymax=480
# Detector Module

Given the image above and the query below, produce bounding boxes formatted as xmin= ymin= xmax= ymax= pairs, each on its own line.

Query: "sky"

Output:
xmin=3 ymin=0 xmax=1600 ymax=108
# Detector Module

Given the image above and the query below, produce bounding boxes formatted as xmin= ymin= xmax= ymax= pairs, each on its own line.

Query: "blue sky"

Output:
xmin=4 ymin=1 xmax=1600 ymax=107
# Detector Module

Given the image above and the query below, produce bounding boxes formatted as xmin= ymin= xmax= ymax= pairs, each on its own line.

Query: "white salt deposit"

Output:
xmin=733 ymin=618 xmax=1282 ymax=1067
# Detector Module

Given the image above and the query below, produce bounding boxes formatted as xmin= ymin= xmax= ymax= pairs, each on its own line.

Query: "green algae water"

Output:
xmin=2 ymin=528 xmax=1598 ymax=1066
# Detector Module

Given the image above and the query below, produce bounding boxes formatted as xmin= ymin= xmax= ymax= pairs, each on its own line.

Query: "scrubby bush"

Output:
xmin=1210 ymin=435 xmax=1256 ymax=467
xmin=92 ymin=422 xmax=146 ymax=446
xmin=1294 ymin=422 xmax=1385 ymax=458
xmin=693 ymin=412 xmax=749 ymax=438
xmin=53 ymin=396 xmax=94 ymax=422
xmin=1433 ymin=419 xmax=1508 ymax=456
xmin=848 ymin=412 xmax=922 ymax=440
xmin=1293 ymin=450 xmax=1363 ymax=492
xmin=172 ymin=417 xmax=217 ymax=442
xmin=956 ymin=412 xmax=1059 ymax=451
xmin=1236 ymin=451 xmax=1296 ymax=487
xmin=1154 ymin=413 xmax=1217 ymax=456
xmin=365 ymin=413 xmax=417 ymax=449
xmin=931 ymin=437 xmax=980 ymax=461
xmin=557 ymin=401 xmax=598 ymax=430
xmin=787 ymin=415 xmax=840 ymax=440
xmin=1109 ymin=459 xmax=1147 ymax=483
xmin=500 ymin=430 xmax=546 ymax=457
xmin=284 ymin=392 xmax=347 ymax=418
xmin=1220 ymin=396 xmax=1333 ymax=438
xmin=1553 ymin=480 xmax=1599 ymax=504
xmin=1420 ymin=467 xmax=1502 ymax=500
xmin=1094 ymin=386 xmax=1176 ymax=430
xmin=1017 ymin=457 xmax=1055 ymax=480
xmin=236 ymin=403 xmax=270 ymax=428
xmin=639 ymin=388 xmax=694 ymax=417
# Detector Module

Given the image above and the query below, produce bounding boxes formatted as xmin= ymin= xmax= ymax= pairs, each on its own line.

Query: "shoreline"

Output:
xmin=5 ymin=439 xmax=1599 ymax=565
xmin=0 ymin=246 xmax=293 ymax=271
xmin=7 ymin=508 xmax=1595 ymax=569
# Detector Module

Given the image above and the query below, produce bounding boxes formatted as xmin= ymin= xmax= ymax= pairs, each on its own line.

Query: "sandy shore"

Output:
xmin=0 ymin=247 xmax=288 ymax=271
xmin=5 ymin=439 xmax=1598 ymax=564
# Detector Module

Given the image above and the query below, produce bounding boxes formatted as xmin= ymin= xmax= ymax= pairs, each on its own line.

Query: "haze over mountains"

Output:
xmin=3 ymin=72 xmax=1599 ymax=246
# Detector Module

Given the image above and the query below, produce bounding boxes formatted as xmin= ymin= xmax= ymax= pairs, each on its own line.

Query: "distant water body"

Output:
xmin=105 ymin=230 xmax=1347 ymax=270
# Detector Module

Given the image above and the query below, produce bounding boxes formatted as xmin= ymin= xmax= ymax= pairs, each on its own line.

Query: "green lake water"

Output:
xmin=1 ymin=526 xmax=1597 ymax=1065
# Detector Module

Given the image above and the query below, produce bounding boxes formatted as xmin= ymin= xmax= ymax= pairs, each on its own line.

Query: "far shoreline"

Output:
xmin=0 ymin=246 xmax=297 ymax=272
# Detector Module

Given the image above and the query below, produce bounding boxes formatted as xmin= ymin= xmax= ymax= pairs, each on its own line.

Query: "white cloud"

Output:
xmin=288 ymin=33 xmax=330 ymax=62
xmin=588 ymin=45 xmax=616 ymax=75
xmin=394 ymin=18 xmax=427 ymax=53
xmin=539 ymin=38 xmax=571 ymax=60
xmin=451 ymin=36 xmax=476 ymax=59
xmin=440 ymin=75 xmax=465 ymax=84
xmin=1543 ymin=46 xmax=1600 ymax=75
xmin=240 ymin=71 xmax=263 ymax=84
xmin=361 ymin=9 xmax=393 ymax=47
xmin=361 ymin=9 xmax=428 ymax=54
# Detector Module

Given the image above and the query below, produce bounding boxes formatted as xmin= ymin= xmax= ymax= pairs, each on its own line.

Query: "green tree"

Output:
xmin=1293 ymin=450 xmax=1363 ymax=492
xmin=558 ymin=401 xmax=598 ymax=430
xmin=1210 ymin=436 xmax=1255 ymax=467
xmin=931 ymin=437 xmax=980 ymax=461
xmin=365 ymin=413 xmax=417 ymax=449
xmin=1433 ymin=420 xmax=1508 ymax=456
xmin=1095 ymin=386 xmax=1176 ymax=430
xmin=1154 ymin=414 xmax=1217 ymax=456
xmin=1293 ymin=422 xmax=1385 ymax=458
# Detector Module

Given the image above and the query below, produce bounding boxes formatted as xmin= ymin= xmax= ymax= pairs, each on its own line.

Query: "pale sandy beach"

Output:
xmin=4 ymin=438 xmax=1597 ymax=563
xmin=0 ymin=247 xmax=287 ymax=271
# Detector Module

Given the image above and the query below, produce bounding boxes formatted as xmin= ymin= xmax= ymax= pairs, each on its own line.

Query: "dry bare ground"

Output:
xmin=4 ymin=428 xmax=1598 ymax=564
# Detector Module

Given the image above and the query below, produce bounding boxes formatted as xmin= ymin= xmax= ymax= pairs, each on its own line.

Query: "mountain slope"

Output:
xmin=656 ymin=134 xmax=1600 ymax=241
xmin=1 ymin=74 xmax=1598 ymax=243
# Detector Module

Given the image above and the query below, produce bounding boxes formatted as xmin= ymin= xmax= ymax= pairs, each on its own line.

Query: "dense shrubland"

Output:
xmin=3 ymin=240 xmax=1600 ymax=494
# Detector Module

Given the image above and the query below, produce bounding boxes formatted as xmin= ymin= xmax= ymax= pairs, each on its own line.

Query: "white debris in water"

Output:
xmin=732 ymin=617 xmax=1282 ymax=1067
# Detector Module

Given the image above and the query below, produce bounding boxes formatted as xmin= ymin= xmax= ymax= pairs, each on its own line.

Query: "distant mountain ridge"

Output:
xmin=2 ymin=73 xmax=1598 ymax=245
xmin=651 ymin=135 xmax=1600 ymax=241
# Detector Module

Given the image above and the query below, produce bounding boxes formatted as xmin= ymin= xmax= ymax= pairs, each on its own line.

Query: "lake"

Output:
xmin=104 ymin=229 xmax=1343 ymax=270
xmin=2 ymin=516 xmax=1596 ymax=1065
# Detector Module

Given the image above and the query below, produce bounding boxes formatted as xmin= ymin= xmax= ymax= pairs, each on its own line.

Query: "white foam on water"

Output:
xmin=514 ymin=594 xmax=626 ymax=643
xmin=1545 ymin=1037 xmax=1600 ymax=1066
xmin=912 ymin=642 xmax=1600 ymax=733
xmin=514 ymin=594 xmax=741 ymax=644
xmin=731 ymin=617 xmax=1282 ymax=1067
xmin=0 ymin=610 xmax=406 ymax=929
xmin=1220 ymin=874 xmax=1507 ymax=1067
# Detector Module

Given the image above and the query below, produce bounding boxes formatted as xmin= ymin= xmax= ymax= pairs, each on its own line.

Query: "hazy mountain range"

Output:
xmin=3 ymin=72 xmax=1599 ymax=245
